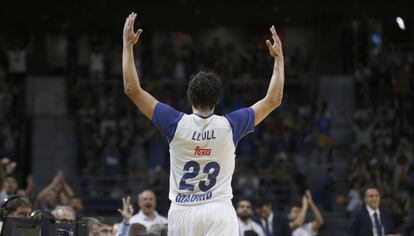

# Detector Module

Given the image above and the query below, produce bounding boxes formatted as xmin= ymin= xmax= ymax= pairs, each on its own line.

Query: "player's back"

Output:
xmin=151 ymin=102 xmax=255 ymax=206
xmin=169 ymin=113 xmax=236 ymax=205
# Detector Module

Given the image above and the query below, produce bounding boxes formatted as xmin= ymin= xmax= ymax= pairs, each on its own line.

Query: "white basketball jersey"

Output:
xmin=152 ymin=103 xmax=255 ymax=206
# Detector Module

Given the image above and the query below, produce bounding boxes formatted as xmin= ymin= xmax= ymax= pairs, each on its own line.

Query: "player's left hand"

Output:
xmin=266 ymin=25 xmax=283 ymax=58
xmin=123 ymin=12 xmax=143 ymax=47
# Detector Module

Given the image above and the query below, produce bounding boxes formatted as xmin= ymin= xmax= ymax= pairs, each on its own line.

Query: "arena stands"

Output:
xmin=0 ymin=3 xmax=413 ymax=235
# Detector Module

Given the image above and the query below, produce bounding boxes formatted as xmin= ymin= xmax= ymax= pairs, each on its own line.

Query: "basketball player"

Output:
xmin=123 ymin=12 xmax=284 ymax=236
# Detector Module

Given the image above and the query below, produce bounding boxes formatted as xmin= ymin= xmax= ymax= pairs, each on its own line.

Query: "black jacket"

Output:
xmin=347 ymin=205 xmax=393 ymax=236
xmin=254 ymin=212 xmax=292 ymax=236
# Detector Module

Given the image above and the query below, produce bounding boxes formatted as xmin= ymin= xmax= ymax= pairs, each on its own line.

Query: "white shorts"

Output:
xmin=168 ymin=199 xmax=238 ymax=236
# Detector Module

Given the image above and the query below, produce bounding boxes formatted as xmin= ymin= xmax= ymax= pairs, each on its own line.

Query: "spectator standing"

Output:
xmin=289 ymin=190 xmax=324 ymax=236
xmin=347 ymin=187 xmax=394 ymax=236
xmin=255 ymin=199 xmax=292 ymax=236
xmin=129 ymin=190 xmax=167 ymax=231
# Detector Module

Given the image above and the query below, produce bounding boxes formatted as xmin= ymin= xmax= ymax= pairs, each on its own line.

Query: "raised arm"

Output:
xmin=306 ymin=190 xmax=324 ymax=232
xmin=251 ymin=25 xmax=284 ymax=126
xmin=34 ymin=173 xmax=61 ymax=207
xmin=115 ymin=196 xmax=134 ymax=236
xmin=58 ymin=171 xmax=75 ymax=205
xmin=289 ymin=196 xmax=308 ymax=230
xmin=123 ymin=12 xmax=158 ymax=120
xmin=24 ymin=175 xmax=34 ymax=198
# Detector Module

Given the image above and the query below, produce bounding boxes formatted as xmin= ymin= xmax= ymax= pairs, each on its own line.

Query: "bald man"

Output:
xmin=129 ymin=190 xmax=167 ymax=230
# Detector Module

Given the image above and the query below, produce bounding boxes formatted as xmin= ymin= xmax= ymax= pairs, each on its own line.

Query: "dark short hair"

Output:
xmin=237 ymin=198 xmax=252 ymax=208
xmin=69 ymin=195 xmax=83 ymax=201
xmin=4 ymin=196 xmax=32 ymax=213
xmin=256 ymin=199 xmax=273 ymax=208
xmin=187 ymin=71 xmax=222 ymax=111
xmin=5 ymin=174 xmax=17 ymax=179
xmin=290 ymin=200 xmax=303 ymax=210
xmin=97 ymin=216 xmax=114 ymax=226
xmin=363 ymin=186 xmax=380 ymax=198
xmin=128 ymin=223 xmax=147 ymax=236
xmin=244 ymin=230 xmax=259 ymax=236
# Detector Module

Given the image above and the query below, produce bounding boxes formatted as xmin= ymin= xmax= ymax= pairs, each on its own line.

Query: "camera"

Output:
xmin=0 ymin=213 xmax=87 ymax=236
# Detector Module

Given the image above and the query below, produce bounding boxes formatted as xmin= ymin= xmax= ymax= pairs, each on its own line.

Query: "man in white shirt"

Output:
xmin=129 ymin=190 xmax=167 ymax=231
xmin=237 ymin=199 xmax=265 ymax=236
xmin=288 ymin=190 xmax=324 ymax=236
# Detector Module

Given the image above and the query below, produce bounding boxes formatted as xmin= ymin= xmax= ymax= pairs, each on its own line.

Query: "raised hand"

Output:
xmin=302 ymin=195 xmax=309 ymax=209
xmin=123 ymin=12 xmax=143 ymax=47
xmin=265 ymin=25 xmax=283 ymax=58
xmin=305 ymin=190 xmax=314 ymax=203
xmin=117 ymin=196 xmax=134 ymax=224
xmin=27 ymin=175 xmax=34 ymax=188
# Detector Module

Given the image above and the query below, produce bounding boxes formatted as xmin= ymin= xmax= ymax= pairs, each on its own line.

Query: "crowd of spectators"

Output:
xmin=0 ymin=180 xmax=324 ymax=236
xmin=66 ymin=30 xmax=318 ymax=214
xmin=1 ymin=19 xmax=413 ymax=234
xmin=346 ymin=45 xmax=414 ymax=231
xmin=0 ymin=28 xmax=323 ymax=235
xmin=0 ymin=37 xmax=30 ymax=170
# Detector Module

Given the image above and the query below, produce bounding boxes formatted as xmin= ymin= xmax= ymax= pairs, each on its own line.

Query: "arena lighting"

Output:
xmin=396 ymin=16 xmax=406 ymax=30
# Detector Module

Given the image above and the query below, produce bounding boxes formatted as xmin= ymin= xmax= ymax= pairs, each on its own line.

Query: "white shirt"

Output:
xmin=129 ymin=210 xmax=167 ymax=230
xmin=260 ymin=211 xmax=274 ymax=234
xmin=366 ymin=206 xmax=384 ymax=236
xmin=293 ymin=222 xmax=314 ymax=236
xmin=152 ymin=103 xmax=254 ymax=206
xmin=346 ymin=189 xmax=362 ymax=212
xmin=238 ymin=218 xmax=265 ymax=236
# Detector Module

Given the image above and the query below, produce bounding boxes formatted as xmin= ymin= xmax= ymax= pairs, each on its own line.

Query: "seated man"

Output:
xmin=2 ymin=196 xmax=32 ymax=219
xmin=237 ymin=199 xmax=265 ymax=236
xmin=51 ymin=206 xmax=76 ymax=223
xmin=80 ymin=217 xmax=101 ymax=236
xmin=0 ymin=196 xmax=33 ymax=231
xmin=127 ymin=223 xmax=147 ymax=236
xmin=98 ymin=217 xmax=115 ymax=236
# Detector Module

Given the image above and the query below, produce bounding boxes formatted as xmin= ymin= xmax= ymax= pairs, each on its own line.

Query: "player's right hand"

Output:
xmin=266 ymin=25 xmax=283 ymax=58
xmin=123 ymin=12 xmax=143 ymax=47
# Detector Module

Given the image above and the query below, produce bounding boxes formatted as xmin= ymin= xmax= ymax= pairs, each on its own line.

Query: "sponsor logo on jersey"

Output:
xmin=194 ymin=146 xmax=212 ymax=156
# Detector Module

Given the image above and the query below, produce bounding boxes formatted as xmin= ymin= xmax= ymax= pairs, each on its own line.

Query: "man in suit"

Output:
xmin=347 ymin=186 xmax=393 ymax=236
xmin=255 ymin=199 xmax=292 ymax=236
